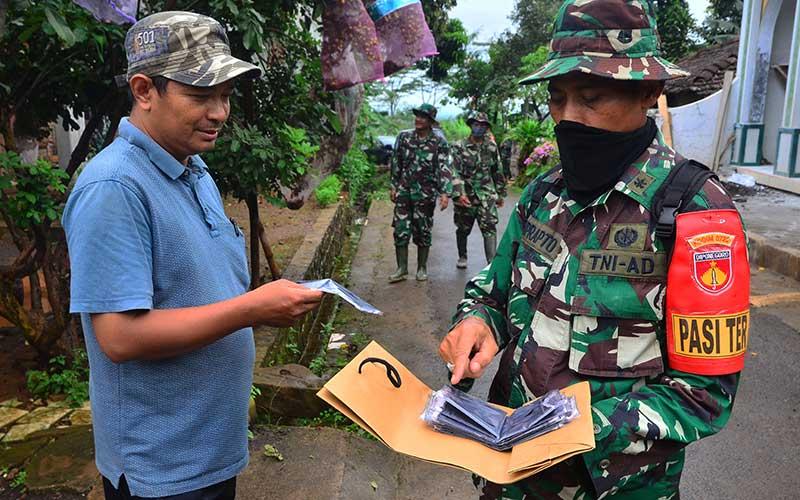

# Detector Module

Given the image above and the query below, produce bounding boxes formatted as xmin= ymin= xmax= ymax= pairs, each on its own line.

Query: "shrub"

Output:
xmin=315 ymin=175 xmax=343 ymax=207
xmin=516 ymin=140 xmax=559 ymax=188
xmin=439 ymin=118 xmax=471 ymax=142
xmin=338 ymin=147 xmax=375 ymax=202
xmin=25 ymin=349 xmax=89 ymax=408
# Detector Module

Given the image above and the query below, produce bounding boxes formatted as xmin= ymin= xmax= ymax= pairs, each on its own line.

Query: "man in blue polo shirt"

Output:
xmin=62 ymin=12 xmax=323 ymax=499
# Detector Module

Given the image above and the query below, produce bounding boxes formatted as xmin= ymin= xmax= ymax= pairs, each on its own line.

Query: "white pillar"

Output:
xmin=777 ymin=1 xmax=800 ymax=176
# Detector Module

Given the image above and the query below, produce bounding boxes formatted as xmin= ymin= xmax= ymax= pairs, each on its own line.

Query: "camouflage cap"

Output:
xmin=520 ymin=0 xmax=689 ymax=84
xmin=412 ymin=104 xmax=439 ymax=126
xmin=466 ymin=111 xmax=491 ymax=128
xmin=125 ymin=11 xmax=263 ymax=87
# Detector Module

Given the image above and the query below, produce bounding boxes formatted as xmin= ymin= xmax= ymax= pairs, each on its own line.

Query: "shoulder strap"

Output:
xmin=652 ymin=158 xmax=718 ymax=247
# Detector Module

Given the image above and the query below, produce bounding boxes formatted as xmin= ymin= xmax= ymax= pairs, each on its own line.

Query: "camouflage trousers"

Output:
xmin=392 ymin=196 xmax=436 ymax=247
xmin=454 ymin=200 xmax=498 ymax=238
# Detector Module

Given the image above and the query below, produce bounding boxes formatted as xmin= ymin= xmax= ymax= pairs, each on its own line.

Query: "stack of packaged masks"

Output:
xmin=322 ymin=0 xmax=438 ymax=90
xmin=421 ymin=386 xmax=579 ymax=451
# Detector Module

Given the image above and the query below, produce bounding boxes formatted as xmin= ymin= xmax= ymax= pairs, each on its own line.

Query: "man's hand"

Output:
xmin=497 ymin=198 xmax=505 ymax=208
xmin=439 ymin=194 xmax=449 ymax=211
xmin=391 ymin=188 xmax=397 ymax=203
xmin=456 ymin=195 xmax=471 ymax=207
xmin=248 ymin=279 xmax=323 ymax=327
xmin=439 ymin=316 xmax=498 ymax=384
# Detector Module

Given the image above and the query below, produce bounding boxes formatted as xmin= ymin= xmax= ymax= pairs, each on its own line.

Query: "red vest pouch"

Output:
xmin=666 ymin=209 xmax=750 ymax=375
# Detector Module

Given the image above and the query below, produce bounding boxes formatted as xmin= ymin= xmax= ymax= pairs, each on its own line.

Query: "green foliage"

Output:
xmin=0 ymin=152 xmax=68 ymax=227
xmin=416 ymin=17 xmax=469 ymax=81
xmin=701 ymin=0 xmax=743 ymax=43
xmin=653 ymin=0 xmax=697 ymax=61
xmin=25 ymin=349 xmax=89 ymax=408
xmin=309 ymin=354 xmax=327 ymax=377
xmin=9 ymin=469 xmax=27 ymax=491
xmin=295 ymin=409 xmax=376 ymax=441
xmin=508 ymin=119 xmax=555 ymax=156
xmin=315 ymin=175 xmax=343 ymax=207
xmin=439 ymin=118 xmax=471 ymax=143
xmin=338 ymin=148 xmax=375 ymax=203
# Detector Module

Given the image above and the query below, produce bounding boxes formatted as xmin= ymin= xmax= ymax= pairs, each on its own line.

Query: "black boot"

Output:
xmin=416 ymin=246 xmax=430 ymax=281
xmin=483 ymin=234 xmax=497 ymax=264
xmin=456 ymin=233 xmax=468 ymax=269
xmin=388 ymin=246 xmax=408 ymax=283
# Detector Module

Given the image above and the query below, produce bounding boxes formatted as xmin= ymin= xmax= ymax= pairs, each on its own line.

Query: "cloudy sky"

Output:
xmin=451 ymin=0 xmax=712 ymax=43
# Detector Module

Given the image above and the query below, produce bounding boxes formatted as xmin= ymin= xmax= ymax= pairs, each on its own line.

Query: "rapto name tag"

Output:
xmin=521 ymin=216 xmax=562 ymax=261
xmin=671 ymin=311 xmax=749 ymax=358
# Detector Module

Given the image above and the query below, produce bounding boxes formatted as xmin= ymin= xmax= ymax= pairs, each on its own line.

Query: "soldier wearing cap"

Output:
xmin=439 ymin=1 xmax=746 ymax=498
xmin=62 ymin=12 xmax=322 ymax=499
xmin=389 ymin=103 xmax=453 ymax=282
xmin=451 ymin=112 xmax=507 ymax=268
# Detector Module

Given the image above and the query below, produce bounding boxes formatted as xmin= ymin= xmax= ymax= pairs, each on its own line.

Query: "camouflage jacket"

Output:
xmin=451 ymin=138 xmax=507 ymax=205
xmin=391 ymin=129 xmax=453 ymax=201
xmin=454 ymin=132 xmax=740 ymax=499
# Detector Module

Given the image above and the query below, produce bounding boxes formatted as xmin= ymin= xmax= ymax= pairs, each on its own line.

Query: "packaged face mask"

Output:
xmin=421 ymin=385 xmax=579 ymax=451
xmin=300 ymin=278 xmax=383 ymax=315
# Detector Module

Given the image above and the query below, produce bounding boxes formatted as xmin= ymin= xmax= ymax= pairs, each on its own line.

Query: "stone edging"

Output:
xmin=748 ymin=232 xmax=800 ymax=281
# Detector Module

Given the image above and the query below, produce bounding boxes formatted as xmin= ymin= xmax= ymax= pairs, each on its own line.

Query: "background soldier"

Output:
xmin=438 ymin=1 xmax=748 ymax=498
xmin=451 ymin=112 xmax=507 ymax=268
xmin=389 ymin=104 xmax=452 ymax=282
xmin=499 ymin=137 xmax=513 ymax=180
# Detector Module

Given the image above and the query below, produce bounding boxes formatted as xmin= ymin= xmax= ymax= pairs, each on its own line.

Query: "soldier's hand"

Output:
xmin=457 ymin=195 xmax=471 ymax=207
xmin=439 ymin=194 xmax=449 ymax=211
xmin=390 ymin=189 xmax=397 ymax=203
xmin=497 ymin=198 xmax=505 ymax=208
xmin=439 ymin=316 xmax=498 ymax=384
xmin=246 ymin=279 xmax=323 ymax=327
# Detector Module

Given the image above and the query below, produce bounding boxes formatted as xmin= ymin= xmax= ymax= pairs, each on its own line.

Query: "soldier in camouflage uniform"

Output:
xmin=452 ymin=112 xmax=507 ymax=268
xmin=390 ymin=104 xmax=452 ymax=282
xmin=439 ymin=1 xmax=745 ymax=498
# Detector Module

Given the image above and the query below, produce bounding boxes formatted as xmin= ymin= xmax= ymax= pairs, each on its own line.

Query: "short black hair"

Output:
xmin=151 ymin=75 xmax=170 ymax=95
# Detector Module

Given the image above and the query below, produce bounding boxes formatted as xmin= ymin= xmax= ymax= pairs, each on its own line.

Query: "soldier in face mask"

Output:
xmin=451 ymin=112 xmax=507 ymax=268
xmin=438 ymin=1 xmax=748 ymax=498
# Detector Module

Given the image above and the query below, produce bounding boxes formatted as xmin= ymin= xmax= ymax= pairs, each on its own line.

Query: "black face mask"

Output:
xmin=554 ymin=117 xmax=658 ymax=205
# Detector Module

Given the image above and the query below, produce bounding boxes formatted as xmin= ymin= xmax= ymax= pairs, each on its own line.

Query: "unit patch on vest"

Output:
xmin=672 ymin=311 xmax=749 ymax=358
xmin=580 ymin=250 xmax=666 ymax=278
xmin=607 ymin=223 xmax=647 ymax=251
xmin=687 ymin=232 xmax=735 ymax=294
xmin=626 ymin=171 xmax=655 ymax=196
xmin=522 ymin=216 xmax=563 ymax=261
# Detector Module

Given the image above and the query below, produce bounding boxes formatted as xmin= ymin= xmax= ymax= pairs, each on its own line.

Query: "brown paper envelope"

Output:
xmin=318 ymin=341 xmax=595 ymax=484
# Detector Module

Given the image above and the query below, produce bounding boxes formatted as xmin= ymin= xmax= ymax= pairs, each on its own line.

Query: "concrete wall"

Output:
xmin=658 ymin=77 xmax=741 ymax=167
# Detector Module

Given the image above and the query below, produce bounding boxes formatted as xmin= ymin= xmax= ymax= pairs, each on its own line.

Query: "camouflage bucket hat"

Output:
xmin=125 ymin=11 xmax=263 ymax=87
xmin=466 ymin=111 xmax=491 ymax=128
xmin=412 ymin=104 xmax=439 ymax=126
xmin=520 ymin=0 xmax=689 ymax=84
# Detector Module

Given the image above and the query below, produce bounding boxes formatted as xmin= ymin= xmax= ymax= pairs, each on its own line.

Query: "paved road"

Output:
xmin=345 ymin=196 xmax=800 ymax=499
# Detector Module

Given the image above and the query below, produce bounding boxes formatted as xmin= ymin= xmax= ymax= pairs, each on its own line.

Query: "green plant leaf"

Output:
xmin=44 ymin=8 xmax=76 ymax=46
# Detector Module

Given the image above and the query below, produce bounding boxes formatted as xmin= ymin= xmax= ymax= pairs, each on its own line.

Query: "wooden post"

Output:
xmin=657 ymin=95 xmax=673 ymax=148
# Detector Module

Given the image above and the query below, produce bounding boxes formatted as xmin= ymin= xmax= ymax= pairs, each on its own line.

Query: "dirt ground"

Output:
xmin=222 ymin=196 xmax=322 ymax=277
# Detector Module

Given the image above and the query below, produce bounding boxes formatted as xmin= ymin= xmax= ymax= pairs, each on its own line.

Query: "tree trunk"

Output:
xmin=245 ymin=193 xmax=262 ymax=289
xmin=258 ymin=222 xmax=281 ymax=280
xmin=282 ymin=85 xmax=365 ymax=208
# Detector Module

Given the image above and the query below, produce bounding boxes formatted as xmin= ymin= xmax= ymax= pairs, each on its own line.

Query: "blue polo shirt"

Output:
xmin=63 ymin=118 xmax=254 ymax=497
